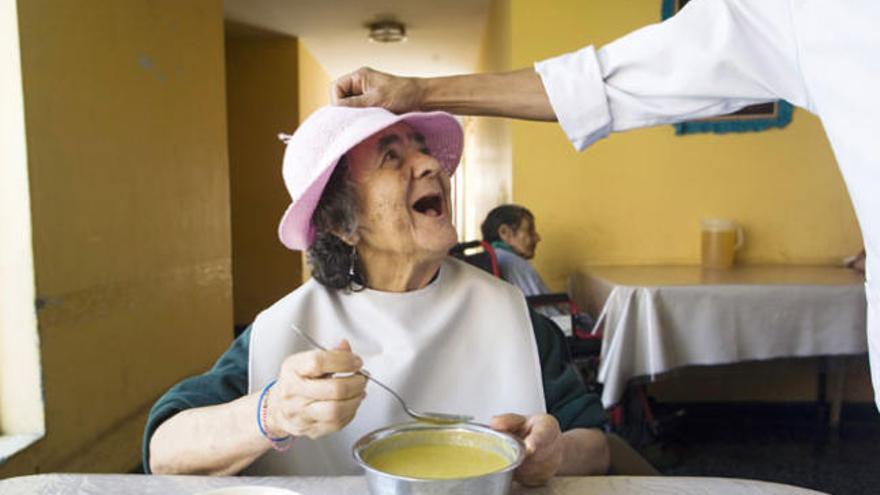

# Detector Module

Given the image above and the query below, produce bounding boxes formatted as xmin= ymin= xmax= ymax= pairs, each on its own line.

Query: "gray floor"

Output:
xmin=649 ymin=403 xmax=880 ymax=495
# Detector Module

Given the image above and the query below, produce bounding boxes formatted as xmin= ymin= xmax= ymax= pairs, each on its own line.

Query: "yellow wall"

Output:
xmin=295 ymin=43 xmax=331 ymax=278
xmin=457 ymin=0 xmax=513 ymax=241
xmin=297 ymin=43 xmax=331 ymax=124
xmin=509 ymin=0 xmax=862 ymax=291
xmin=2 ymin=0 xmax=232 ymax=475
xmin=226 ymin=33 xmax=302 ymax=326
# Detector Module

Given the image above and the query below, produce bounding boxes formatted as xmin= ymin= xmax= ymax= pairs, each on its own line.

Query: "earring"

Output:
xmin=348 ymin=245 xmax=358 ymax=280
xmin=348 ymin=245 xmax=364 ymax=291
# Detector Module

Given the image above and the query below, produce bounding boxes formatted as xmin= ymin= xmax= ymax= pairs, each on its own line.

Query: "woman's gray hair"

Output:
xmin=306 ymin=157 xmax=365 ymax=290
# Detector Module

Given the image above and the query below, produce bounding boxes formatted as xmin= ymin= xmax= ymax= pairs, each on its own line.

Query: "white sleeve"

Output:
xmin=535 ymin=0 xmax=811 ymax=151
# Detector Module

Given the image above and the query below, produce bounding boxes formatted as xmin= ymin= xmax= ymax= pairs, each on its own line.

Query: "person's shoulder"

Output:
xmin=494 ymin=248 xmax=531 ymax=270
xmin=444 ymin=256 xmax=522 ymax=297
xmin=492 ymin=246 xmax=518 ymax=264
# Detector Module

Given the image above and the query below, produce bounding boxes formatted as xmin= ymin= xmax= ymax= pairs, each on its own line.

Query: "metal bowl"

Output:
xmin=352 ymin=422 xmax=524 ymax=495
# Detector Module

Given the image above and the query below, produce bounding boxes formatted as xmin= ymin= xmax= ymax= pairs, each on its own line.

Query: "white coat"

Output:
xmin=535 ymin=0 xmax=880 ymax=408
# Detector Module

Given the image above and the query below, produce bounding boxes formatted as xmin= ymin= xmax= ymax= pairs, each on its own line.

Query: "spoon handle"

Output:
xmin=355 ymin=369 xmax=410 ymax=412
xmin=290 ymin=323 xmax=330 ymax=352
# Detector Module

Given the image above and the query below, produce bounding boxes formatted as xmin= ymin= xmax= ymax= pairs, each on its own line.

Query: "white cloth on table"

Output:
xmin=0 ymin=474 xmax=830 ymax=495
xmin=534 ymin=0 xmax=880 ymax=409
xmin=594 ymin=282 xmax=867 ymax=408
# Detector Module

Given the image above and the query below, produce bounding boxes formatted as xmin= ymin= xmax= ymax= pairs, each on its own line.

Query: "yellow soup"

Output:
xmin=367 ymin=443 xmax=509 ymax=479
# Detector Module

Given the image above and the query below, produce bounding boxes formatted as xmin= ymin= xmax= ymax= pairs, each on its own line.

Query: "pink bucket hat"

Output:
xmin=278 ymin=106 xmax=463 ymax=251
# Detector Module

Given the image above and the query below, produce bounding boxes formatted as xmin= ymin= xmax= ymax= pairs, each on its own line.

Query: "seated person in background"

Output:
xmin=481 ymin=205 xmax=595 ymax=332
xmin=143 ymin=106 xmax=609 ymax=483
xmin=481 ymin=204 xmax=551 ymax=297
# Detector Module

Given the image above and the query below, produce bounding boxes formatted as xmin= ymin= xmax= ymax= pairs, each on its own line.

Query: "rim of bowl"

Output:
xmin=352 ymin=422 xmax=526 ymax=482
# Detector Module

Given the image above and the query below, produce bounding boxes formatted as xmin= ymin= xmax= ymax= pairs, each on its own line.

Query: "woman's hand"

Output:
xmin=491 ymin=413 xmax=564 ymax=486
xmin=267 ymin=340 xmax=367 ymax=439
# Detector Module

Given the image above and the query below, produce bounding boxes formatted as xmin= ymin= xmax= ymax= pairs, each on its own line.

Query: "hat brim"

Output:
xmin=278 ymin=111 xmax=463 ymax=251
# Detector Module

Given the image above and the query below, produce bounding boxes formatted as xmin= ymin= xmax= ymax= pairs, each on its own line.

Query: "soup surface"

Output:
xmin=367 ymin=443 xmax=509 ymax=479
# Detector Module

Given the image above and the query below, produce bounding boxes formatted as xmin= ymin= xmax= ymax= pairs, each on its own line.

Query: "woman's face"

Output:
xmin=345 ymin=122 xmax=457 ymax=262
xmin=501 ymin=216 xmax=541 ymax=260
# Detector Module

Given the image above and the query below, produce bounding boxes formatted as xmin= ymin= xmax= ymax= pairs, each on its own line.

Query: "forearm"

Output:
xmin=418 ymin=68 xmax=557 ymax=121
xmin=149 ymin=393 xmax=270 ymax=475
xmin=558 ymin=428 xmax=610 ymax=476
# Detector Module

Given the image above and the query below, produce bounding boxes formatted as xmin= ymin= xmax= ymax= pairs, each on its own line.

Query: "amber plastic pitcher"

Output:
xmin=701 ymin=219 xmax=744 ymax=269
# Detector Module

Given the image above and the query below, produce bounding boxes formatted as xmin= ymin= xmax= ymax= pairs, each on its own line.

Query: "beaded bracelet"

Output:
xmin=257 ymin=379 xmax=293 ymax=451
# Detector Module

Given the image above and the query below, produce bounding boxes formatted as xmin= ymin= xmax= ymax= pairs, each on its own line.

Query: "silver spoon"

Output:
xmin=290 ymin=323 xmax=472 ymax=425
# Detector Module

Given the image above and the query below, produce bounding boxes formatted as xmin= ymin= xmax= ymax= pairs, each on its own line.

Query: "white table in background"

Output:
xmin=0 ymin=473 xmax=829 ymax=494
xmin=569 ymin=265 xmax=867 ymax=410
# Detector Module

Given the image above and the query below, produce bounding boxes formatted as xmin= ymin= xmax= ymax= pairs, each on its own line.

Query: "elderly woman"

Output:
xmin=481 ymin=204 xmax=549 ymax=298
xmin=143 ymin=106 xmax=609 ymax=484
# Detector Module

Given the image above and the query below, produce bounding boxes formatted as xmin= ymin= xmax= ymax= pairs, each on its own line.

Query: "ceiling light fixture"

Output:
xmin=367 ymin=18 xmax=407 ymax=43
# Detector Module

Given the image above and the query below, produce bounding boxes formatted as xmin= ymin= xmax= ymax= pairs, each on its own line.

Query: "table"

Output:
xmin=569 ymin=265 xmax=867 ymax=409
xmin=0 ymin=474 xmax=829 ymax=494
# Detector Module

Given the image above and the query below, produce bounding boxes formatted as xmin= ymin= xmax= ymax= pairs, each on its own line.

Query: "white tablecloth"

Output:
xmin=0 ymin=474 xmax=828 ymax=494
xmin=569 ymin=266 xmax=867 ymax=408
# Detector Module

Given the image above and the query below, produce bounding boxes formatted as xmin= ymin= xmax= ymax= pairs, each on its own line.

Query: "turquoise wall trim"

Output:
xmin=660 ymin=0 xmax=794 ymax=135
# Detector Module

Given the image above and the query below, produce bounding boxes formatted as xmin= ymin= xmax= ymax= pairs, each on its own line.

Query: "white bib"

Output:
xmin=244 ymin=258 xmax=546 ymax=475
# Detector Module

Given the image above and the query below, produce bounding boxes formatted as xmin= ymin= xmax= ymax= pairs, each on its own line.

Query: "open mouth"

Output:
xmin=411 ymin=193 xmax=444 ymax=218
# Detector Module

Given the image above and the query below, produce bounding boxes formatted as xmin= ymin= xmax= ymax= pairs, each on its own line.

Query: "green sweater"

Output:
xmin=142 ymin=309 xmax=605 ymax=473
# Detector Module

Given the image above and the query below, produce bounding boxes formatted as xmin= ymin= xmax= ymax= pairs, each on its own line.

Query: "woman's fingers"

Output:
xmin=269 ymin=346 xmax=368 ymax=440
xmin=522 ymin=416 xmax=561 ymax=460
xmin=490 ymin=413 xmax=529 ymax=437
xmin=285 ymin=348 xmax=363 ymax=378
xmin=492 ymin=414 xmax=558 ymax=456
xmin=331 ymin=67 xmax=423 ymax=113
xmin=295 ymin=373 xmax=367 ymax=401
xmin=278 ymin=344 xmax=366 ymax=400
xmin=332 ymin=67 xmax=371 ymax=105
xmin=492 ymin=414 xmax=563 ymax=486
xmin=489 ymin=414 xmax=534 ymax=455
